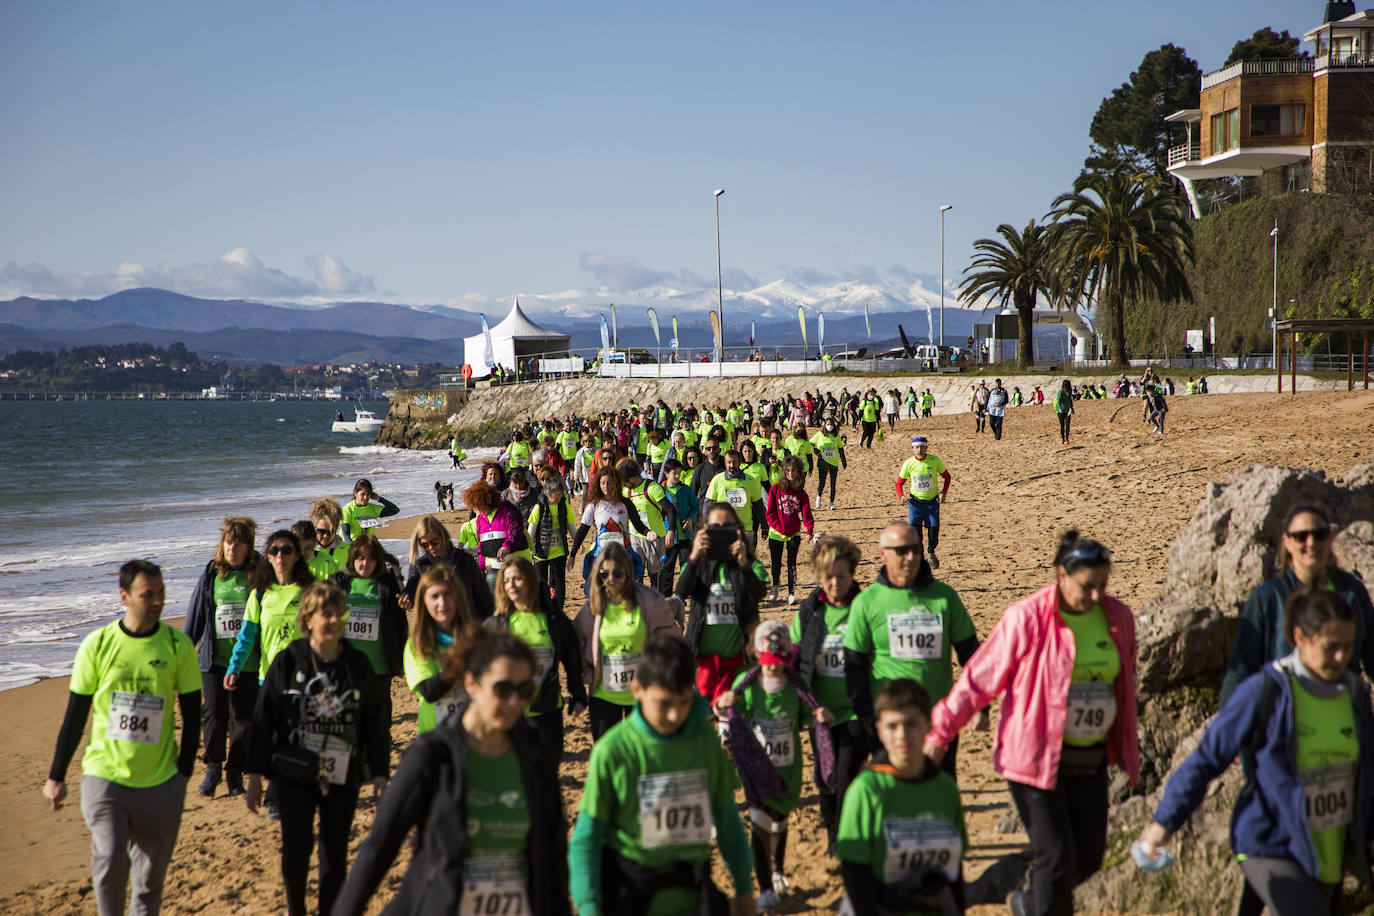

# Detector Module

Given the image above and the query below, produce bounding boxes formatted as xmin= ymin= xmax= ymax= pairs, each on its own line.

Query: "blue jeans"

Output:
xmin=907 ymin=498 xmax=940 ymax=554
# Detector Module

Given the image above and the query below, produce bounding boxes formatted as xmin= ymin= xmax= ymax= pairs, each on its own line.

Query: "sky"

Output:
xmin=0 ymin=0 xmax=1313 ymax=310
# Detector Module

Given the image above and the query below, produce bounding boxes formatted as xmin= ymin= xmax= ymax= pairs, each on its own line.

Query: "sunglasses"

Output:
xmin=484 ymin=678 xmax=537 ymax=702
xmin=881 ymin=543 xmax=920 ymax=556
xmin=599 ymin=567 xmax=627 ymax=580
xmin=1285 ymin=528 xmax=1331 ymax=542
xmin=419 ymin=537 xmax=442 ymax=549
xmin=267 ymin=545 xmax=296 ymax=557
xmin=704 ymin=447 xmax=719 ymax=453
xmin=314 ymin=527 xmax=332 ymax=538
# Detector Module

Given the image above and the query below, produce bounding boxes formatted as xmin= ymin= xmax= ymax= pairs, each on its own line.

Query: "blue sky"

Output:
xmin=0 ymin=0 xmax=1312 ymax=307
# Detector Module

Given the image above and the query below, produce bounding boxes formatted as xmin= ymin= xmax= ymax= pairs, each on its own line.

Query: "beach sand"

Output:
xmin=3 ymin=388 xmax=1372 ymax=914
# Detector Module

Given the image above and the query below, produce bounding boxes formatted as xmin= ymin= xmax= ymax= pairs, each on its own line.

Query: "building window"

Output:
xmin=1251 ymin=104 xmax=1305 ymax=138
xmin=1211 ymin=108 xmax=1240 ymax=154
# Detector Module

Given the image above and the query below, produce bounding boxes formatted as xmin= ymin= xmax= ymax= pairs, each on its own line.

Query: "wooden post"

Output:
xmin=1277 ymin=330 xmax=1283 ymax=392
xmin=1349 ymin=336 xmax=1354 ymax=391
xmin=1365 ymin=332 xmax=1370 ymax=390
xmin=1290 ymin=331 xmax=1297 ymax=394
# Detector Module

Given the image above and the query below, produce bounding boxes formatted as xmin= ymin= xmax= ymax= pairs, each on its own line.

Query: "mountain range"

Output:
xmin=0 ymin=277 xmax=1065 ymax=365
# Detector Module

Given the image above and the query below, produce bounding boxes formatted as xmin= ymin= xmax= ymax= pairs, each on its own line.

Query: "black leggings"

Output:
xmin=750 ymin=821 xmax=789 ymax=890
xmin=277 ymin=778 xmax=360 ymax=916
xmin=768 ymin=536 xmax=801 ymax=594
xmin=201 ymin=667 xmax=258 ymax=769
xmin=816 ymin=462 xmax=838 ymax=502
xmin=1007 ymin=756 xmax=1109 ymax=916
xmin=536 ymin=557 xmax=568 ymax=611
xmin=818 ymin=721 xmax=871 ymax=844
xmin=860 ymin=420 xmax=877 ymax=447
xmin=1057 ymin=412 xmax=1071 ymax=441
xmin=590 ymin=696 xmax=632 ymax=742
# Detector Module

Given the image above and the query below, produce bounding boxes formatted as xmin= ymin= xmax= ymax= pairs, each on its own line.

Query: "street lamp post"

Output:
xmin=714 ymin=189 xmax=725 ymax=362
xmin=939 ymin=205 xmax=953 ymax=352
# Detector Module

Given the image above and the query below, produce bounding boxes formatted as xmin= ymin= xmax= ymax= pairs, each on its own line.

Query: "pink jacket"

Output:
xmin=765 ymin=484 xmax=814 ymax=538
xmin=928 ymin=582 xmax=1140 ymax=791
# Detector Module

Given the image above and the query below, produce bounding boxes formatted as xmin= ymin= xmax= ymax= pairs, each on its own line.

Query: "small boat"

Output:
xmin=332 ymin=407 xmax=386 ymax=433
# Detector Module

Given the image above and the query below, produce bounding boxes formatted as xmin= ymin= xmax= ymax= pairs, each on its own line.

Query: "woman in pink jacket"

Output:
xmin=923 ymin=531 xmax=1139 ymax=916
xmin=764 ymin=456 xmax=816 ymax=605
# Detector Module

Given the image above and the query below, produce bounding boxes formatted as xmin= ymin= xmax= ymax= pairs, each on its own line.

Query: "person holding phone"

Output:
xmin=676 ymin=505 xmax=770 ymax=706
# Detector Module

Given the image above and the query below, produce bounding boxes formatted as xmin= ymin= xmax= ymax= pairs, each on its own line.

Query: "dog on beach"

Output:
xmin=434 ymin=481 xmax=455 ymax=511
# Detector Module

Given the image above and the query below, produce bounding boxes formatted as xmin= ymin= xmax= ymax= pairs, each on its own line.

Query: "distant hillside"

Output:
xmin=1124 ymin=194 xmax=1374 ymax=356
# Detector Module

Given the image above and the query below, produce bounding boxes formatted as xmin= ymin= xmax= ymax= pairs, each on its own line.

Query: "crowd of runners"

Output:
xmin=41 ymin=379 xmax=1374 ymax=916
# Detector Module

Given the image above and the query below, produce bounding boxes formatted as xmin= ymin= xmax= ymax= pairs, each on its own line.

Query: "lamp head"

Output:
xmin=939 ymin=204 xmax=953 ymax=212
xmin=714 ymin=189 xmax=725 ymax=197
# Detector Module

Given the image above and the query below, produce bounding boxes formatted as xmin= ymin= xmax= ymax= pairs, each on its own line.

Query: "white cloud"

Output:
xmin=2 ymin=248 xmax=375 ymax=300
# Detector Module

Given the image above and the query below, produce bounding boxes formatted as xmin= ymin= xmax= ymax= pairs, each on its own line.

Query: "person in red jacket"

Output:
xmin=923 ymin=531 xmax=1139 ymax=916
xmin=764 ymin=456 xmax=816 ymax=605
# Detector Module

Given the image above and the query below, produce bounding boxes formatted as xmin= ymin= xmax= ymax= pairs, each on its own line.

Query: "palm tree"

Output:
xmin=957 ymin=220 xmax=1059 ymax=368
xmin=1047 ymin=170 xmax=1193 ymax=367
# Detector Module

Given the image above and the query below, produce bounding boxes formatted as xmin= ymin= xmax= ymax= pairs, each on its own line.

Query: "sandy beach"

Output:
xmin=4 ymin=387 xmax=1372 ymax=915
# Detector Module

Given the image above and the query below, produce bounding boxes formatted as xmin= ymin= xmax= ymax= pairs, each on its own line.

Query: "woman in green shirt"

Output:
xmin=225 ymin=529 xmax=315 ymax=691
xmin=403 ymin=566 xmax=474 ymax=734
xmin=329 ymin=533 xmax=407 ymax=730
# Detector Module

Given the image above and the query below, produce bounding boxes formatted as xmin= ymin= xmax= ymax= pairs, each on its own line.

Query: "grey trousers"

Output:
xmin=80 ymin=774 xmax=186 ymax=916
xmin=1237 ymin=856 xmax=1339 ymax=916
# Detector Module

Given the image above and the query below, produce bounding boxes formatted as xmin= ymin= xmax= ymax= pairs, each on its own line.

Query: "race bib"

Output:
xmin=820 ymin=446 xmax=838 ymax=461
xmin=601 ymin=652 xmax=639 ymax=693
xmin=724 ymin=487 xmax=748 ymax=508
xmin=346 ymin=605 xmax=380 ymax=642
xmin=706 ymin=582 xmax=737 ymax=625
xmin=107 ymin=692 xmax=165 ymax=744
xmin=882 ymin=817 xmax=962 ymax=884
xmin=215 ymin=602 xmax=246 ymax=638
xmin=481 ymin=530 xmax=507 ymax=543
xmin=1302 ymin=762 xmax=1356 ymax=832
xmin=461 ymin=855 xmax=530 ymax=916
xmin=816 ymin=634 xmax=846 ymax=678
xmin=358 ymin=517 xmax=382 ymax=529
xmin=1065 ymin=682 xmax=1116 ymax=742
xmin=302 ymin=733 xmax=352 ymax=786
xmin=913 ymin=473 xmax=933 ymax=493
xmin=530 ymin=646 xmax=554 ymax=682
xmin=888 ymin=612 xmax=942 ymax=660
xmin=639 ymin=769 xmax=713 ymax=848
xmin=752 ymin=718 xmax=795 ymax=767
xmin=436 ymin=685 xmax=466 ymax=727
xmin=596 ymin=531 xmax=625 ymax=549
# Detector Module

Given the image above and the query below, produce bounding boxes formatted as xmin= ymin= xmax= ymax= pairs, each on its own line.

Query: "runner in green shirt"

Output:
xmin=568 ymin=633 xmax=756 ymax=916
xmin=843 ymin=522 xmax=981 ymax=780
xmin=402 ymin=565 xmax=474 ymax=734
xmin=339 ymin=478 xmax=399 ymax=544
xmin=837 ymin=679 xmax=967 ymax=915
xmin=704 ymin=450 xmax=766 ymax=543
xmin=809 ymin=420 xmax=848 ymax=510
xmin=895 ymin=437 xmax=951 ymax=569
xmin=45 ymin=559 xmax=201 ymax=916
xmin=225 ymin=529 xmax=316 ymax=688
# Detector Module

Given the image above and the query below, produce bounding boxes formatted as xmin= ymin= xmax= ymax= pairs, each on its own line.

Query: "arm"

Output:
xmin=413 ymin=674 xmax=451 ymax=703
xmin=843 ymin=649 xmax=875 ymax=724
xmin=361 ymin=664 xmax=391 ymax=780
xmin=177 ymin=691 xmax=201 ymax=777
xmin=894 ymin=477 xmax=906 ymax=499
xmin=953 ymin=634 xmax=980 ymax=667
xmin=939 ymin=470 xmax=951 ymax=501
xmin=183 ymin=564 xmax=214 ymax=647
xmin=374 ymin=494 xmax=400 ymax=518
xmin=556 ymin=613 xmax=589 ymax=706
xmin=1220 ymin=586 xmax=1273 ymax=707
xmin=569 ymin=523 xmax=591 ymax=558
xmin=568 ymin=813 xmax=608 ymax=916
xmin=225 ymin=618 xmax=260 ymax=680
xmin=927 ymin=608 xmax=1027 ymax=749
xmin=839 ymin=861 xmax=883 ymax=913
xmin=624 ymin=500 xmax=650 ymax=537
xmin=715 ymin=800 xmax=755 ymax=897
xmin=799 ymin=494 xmax=814 ymax=538
xmin=47 ymin=692 xmax=93 ymax=784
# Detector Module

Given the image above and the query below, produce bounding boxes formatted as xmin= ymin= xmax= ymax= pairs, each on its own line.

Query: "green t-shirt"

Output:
xmin=898 ymin=455 xmax=947 ymax=502
xmin=1292 ymin=677 xmax=1359 ymax=884
xmin=592 ymin=602 xmax=647 ymax=705
xmin=843 ymin=579 xmax=975 ymax=703
xmin=732 ymin=671 xmax=810 ymax=814
xmin=789 ymin=602 xmax=855 ymax=725
xmin=341 ymin=499 xmax=385 ymax=542
xmin=507 ymin=440 xmax=532 ymax=468
xmin=465 ymin=746 xmax=530 ymax=857
xmin=624 ymin=480 xmax=668 ymax=537
xmin=739 ymin=462 xmax=767 ymax=492
xmin=810 ymin=431 xmax=845 ymax=467
xmin=344 ymin=576 xmax=389 ymax=675
xmin=836 ymin=766 xmax=967 ymax=914
xmin=70 ymin=621 xmax=200 ymax=788
xmin=861 ymin=397 xmax=880 ymax=422
xmin=527 ymin=499 xmax=576 ymax=560
xmin=403 ymin=631 xmax=465 ymax=734
xmin=507 ymin=610 xmax=558 ymax=714
xmin=921 ymin=394 xmax=934 ymax=409
xmin=704 ymin=473 xmax=762 ymax=529
xmin=696 ymin=564 xmax=757 ymax=659
xmin=210 ymin=569 xmax=252 ymax=670
xmin=244 ymin=583 xmax=304 ymax=682
xmin=580 ymin=698 xmax=741 ymax=915
xmin=783 ymin=436 xmax=813 ymax=463
xmin=556 ymin=430 xmax=580 ymax=460
xmin=308 ymin=550 xmax=342 ymax=581
xmin=1057 ymin=605 xmax=1121 ymax=748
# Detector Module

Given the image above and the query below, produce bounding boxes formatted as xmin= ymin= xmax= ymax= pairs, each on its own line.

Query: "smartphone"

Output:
xmin=706 ymin=527 xmax=738 ymax=563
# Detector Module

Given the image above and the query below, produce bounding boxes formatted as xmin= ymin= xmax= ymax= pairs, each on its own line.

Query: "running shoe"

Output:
xmin=829 ymin=500 xmax=835 ymax=510
xmin=772 ymin=873 xmax=790 ymax=894
xmin=225 ymin=769 xmax=245 ymax=797
xmin=198 ymin=764 xmax=221 ymax=798
xmin=1008 ymin=890 xmax=1029 ymax=916
xmin=768 ymin=585 xmax=778 ymax=602
xmin=787 ymin=592 xmax=797 ymax=606
xmin=757 ymin=889 xmax=781 ymax=911
xmin=929 ymin=553 xmax=940 ymax=570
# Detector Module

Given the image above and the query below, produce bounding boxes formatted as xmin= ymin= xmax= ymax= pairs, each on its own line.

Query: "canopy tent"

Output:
xmin=461 ymin=300 xmax=571 ymax=378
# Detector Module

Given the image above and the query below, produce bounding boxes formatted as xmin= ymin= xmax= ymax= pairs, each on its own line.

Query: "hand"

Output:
xmin=922 ymin=738 xmax=946 ymax=764
xmin=398 ymin=594 xmax=413 ymax=611
xmin=714 ymin=690 xmax=738 ymax=713
xmin=223 ymin=672 xmax=238 ymax=692
xmin=816 ymin=707 xmax=833 ymax=726
xmin=569 ymin=700 xmax=587 ymax=718
xmin=245 ymin=775 xmax=263 ymax=813
xmin=690 ymin=528 xmax=710 ymax=563
xmin=43 ymin=778 xmax=66 ymax=811
xmin=564 ymin=554 xmax=573 ymax=571
xmin=975 ymin=709 xmax=991 ymax=732
xmin=497 ymin=547 xmax=509 ymax=561
xmin=371 ymin=777 xmax=387 ymax=800
xmin=730 ymin=893 xmax=758 ymax=916
xmin=728 ymin=536 xmax=747 ymax=567
xmin=648 ymin=530 xmax=660 ymax=543
xmin=1137 ymin=821 xmax=1170 ymax=855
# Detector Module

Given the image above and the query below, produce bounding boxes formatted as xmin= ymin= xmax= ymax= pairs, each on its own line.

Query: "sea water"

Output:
xmin=0 ymin=399 xmax=492 ymax=690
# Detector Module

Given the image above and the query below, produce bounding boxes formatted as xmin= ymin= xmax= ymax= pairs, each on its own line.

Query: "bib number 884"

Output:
xmin=118 ymin=714 xmax=150 ymax=734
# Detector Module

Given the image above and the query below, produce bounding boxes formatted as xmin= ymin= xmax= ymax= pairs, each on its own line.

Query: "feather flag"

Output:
xmin=609 ymin=303 xmax=618 ymax=348
xmin=818 ymin=312 xmax=826 ymax=353
xmin=671 ymin=316 xmax=679 ymax=348
xmin=647 ymin=308 xmax=661 ymax=347
xmin=797 ymin=306 xmax=807 ymax=353
xmin=749 ymin=321 xmax=755 ymax=347
xmin=481 ymin=315 xmax=495 ymax=368
xmin=709 ymin=311 xmax=722 ymax=360
xmin=864 ymin=303 xmax=872 ymax=343
xmin=599 ymin=314 xmax=610 ymax=354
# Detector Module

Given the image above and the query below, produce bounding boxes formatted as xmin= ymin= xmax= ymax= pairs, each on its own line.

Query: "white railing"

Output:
xmin=1167 ymin=142 xmax=1203 ymax=166
xmin=1315 ymin=51 xmax=1374 ymax=70
xmin=1201 ymin=58 xmax=1314 ymax=89
xmin=595 ymin=359 xmax=838 ymax=379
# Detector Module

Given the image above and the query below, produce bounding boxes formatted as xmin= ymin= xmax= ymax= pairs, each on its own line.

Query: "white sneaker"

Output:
xmin=772 ymin=872 xmax=790 ymax=894
xmin=829 ymin=500 xmax=835 ymax=510
xmin=758 ymin=889 xmax=781 ymax=911
xmin=787 ymin=592 xmax=797 ymax=606
xmin=767 ymin=585 xmax=778 ymax=601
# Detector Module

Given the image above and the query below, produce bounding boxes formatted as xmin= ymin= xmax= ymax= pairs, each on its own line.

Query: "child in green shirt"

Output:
xmin=837 ymin=679 xmax=967 ymax=915
xmin=568 ymin=633 xmax=755 ymax=916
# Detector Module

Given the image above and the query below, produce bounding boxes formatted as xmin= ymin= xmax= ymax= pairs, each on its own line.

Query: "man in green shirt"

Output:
xmin=704 ymin=449 xmax=766 ymax=549
xmin=895 ymin=436 xmax=951 ymax=569
xmin=842 ymin=523 xmax=981 ymax=780
xmin=569 ymin=633 xmax=756 ymax=915
xmin=44 ymin=560 xmax=201 ymax=916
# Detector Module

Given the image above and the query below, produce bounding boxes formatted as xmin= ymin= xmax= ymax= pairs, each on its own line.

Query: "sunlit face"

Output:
xmin=1294 ymin=619 xmax=1356 ymax=683
xmin=503 ymin=566 xmax=531 ymax=605
xmin=352 ymin=552 xmax=378 ymax=579
xmin=598 ymin=558 xmax=632 ymax=597
xmin=599 ymin=475 xmax=617 ymax=498
xmin=1284 ymin=511 xmax=1332 ymax=577
xmin=312 ymin=518 xmax=335 ymax=546
xmin=724 ymin=453 xmax=741 ymax=475
xmin=485 ymin=467 xmax=501 ymax=486
xmin=879 ymin=530 xmax=921 ymax=586
xmin=223 ymin=538 xmax=249 ymax=567
xmin=464 ymin=656 xmax=535 ymax=732
xmin=631 ymin=682 xmax=696 ymax=736
xmin=876 ymin=706 xmax=930 ymax=773
xmin=913 ymin=444 xmax=928 ymax=460
xmin=423 ymin=584 xmax=458 ymax=627
xmin=1057 ymin=564 xmax=1111 ymax=614
xmin=820 ymin=559 xmax=855 ymax=605
xmin=354 ymin=487 xmax=372 ymax=506
xmin=419 ymin=531 xmax=445 ymax=558
xmin=120 ymin=572 xmax=165 ymax=620
xmin=783 ymin=463 xmax=803 ymax=486
xmin=266 ymin=539 xmax=297 ymax=582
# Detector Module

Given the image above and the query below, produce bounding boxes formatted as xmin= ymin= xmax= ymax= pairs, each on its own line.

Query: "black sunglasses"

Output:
xmin=313 ymin=527 xmax=332 ymax=538
xmin=484 ymin=678 xmax=536 ymax=702
xmin=1285 ymin=528 xmax=1331 ymax=542
xmin=881 ymin=543 xmax=920 ymax=556
xmin=267 ymin=545 xmax=297 ymax=556
xmin=599 ymin=567 xmax=627 ymax=580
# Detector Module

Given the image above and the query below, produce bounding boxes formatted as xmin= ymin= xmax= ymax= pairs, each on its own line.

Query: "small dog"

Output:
xmin=434 ymin=481 xmax=455 ymax=511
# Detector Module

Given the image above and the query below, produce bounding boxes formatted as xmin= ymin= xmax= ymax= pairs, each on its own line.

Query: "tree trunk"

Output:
xmin=1016 ymin=294 xmax=1035 ymax=369
xmin=1109 ymin=290 xmax=1128 ymax=367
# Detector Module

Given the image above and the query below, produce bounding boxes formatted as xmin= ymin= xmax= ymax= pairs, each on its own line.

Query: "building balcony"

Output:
xmin=1167 ymin=142 xmax=1203 ymax=167
xmin=1314 ymin=50 xmax=1374 ymax=70
xmin=1201 ymin=58 xmax=1315 ymax=90
xmin=1166 ymin=144 xmax=1311 ymax=182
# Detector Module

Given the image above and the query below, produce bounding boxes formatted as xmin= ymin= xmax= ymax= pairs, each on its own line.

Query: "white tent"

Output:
xmin=462 ymin=300 xmax=572 ymax=378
